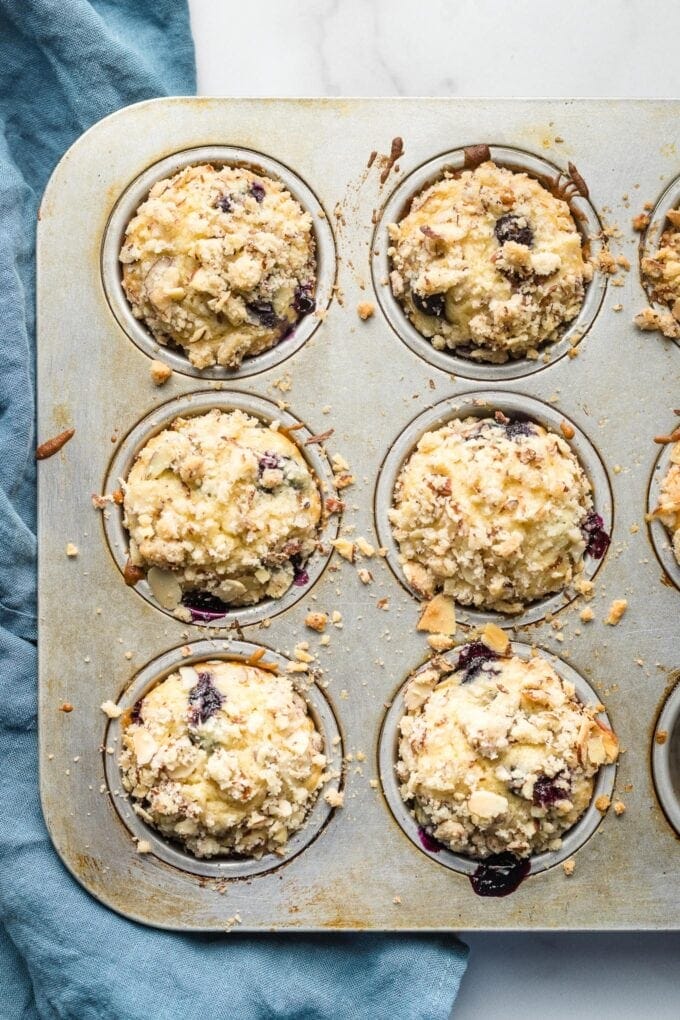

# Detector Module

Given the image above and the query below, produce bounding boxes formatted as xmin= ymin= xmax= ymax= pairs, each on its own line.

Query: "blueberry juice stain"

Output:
xmin=470 ymin=853 xmax=531 ymax=897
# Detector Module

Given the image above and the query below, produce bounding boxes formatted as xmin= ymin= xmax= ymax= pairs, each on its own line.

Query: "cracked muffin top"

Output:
xmin=388 ymin=161 xmax=591 ymax=362
xmin=120 ymin=163 xmax=316 ymax=369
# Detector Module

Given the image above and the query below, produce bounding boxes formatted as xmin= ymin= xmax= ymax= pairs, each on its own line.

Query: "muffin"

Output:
xmin=649 ymin=440 xmax=680 ymax=564
xmin=123 ymin=408 xmax=322 ymax=613
xmin=635 ymin=210 xmax=680 ymax=339
xmin=120 ymin=163 xmax=316 ymax=369
xmin=388 ymin=160 xmax=592 ymax=361
xmin=397 ymin=644 xmax=619 ymax=859
xmin=389 ymin=414 xmax=607 ymax=613
xmin=120 ymin=659 xmax=328 ymax=858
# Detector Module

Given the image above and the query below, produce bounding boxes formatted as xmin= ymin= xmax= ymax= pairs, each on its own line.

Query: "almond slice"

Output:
xmin=417 ymin=594 xmax=457 ymax=635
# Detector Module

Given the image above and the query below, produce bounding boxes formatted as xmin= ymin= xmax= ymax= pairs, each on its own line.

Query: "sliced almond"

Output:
xmin=468 ymin=789 xmax=508 ymax=819
xmin=332 ymin=538 xmax=355 ymax=562
xmin=481 ymin=622 xmax=509 ymax=654
xmin=403 ymin=669 xmax=439 ymax=711
xmin=417 ymin=594 xmax=457 ymax=635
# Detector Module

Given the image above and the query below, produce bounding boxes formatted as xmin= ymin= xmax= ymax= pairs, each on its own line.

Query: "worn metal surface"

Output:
xmin=37 ymin=98 xmax=680 ymax=931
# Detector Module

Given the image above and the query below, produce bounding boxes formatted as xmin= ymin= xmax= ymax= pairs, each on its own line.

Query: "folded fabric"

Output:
xmin=0 ymin=2 xmax=468 ymax=1016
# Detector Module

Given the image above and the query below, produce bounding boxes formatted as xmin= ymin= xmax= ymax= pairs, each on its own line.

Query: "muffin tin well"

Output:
xmin=37 ymin=98 xmax=680 ymax=932
xmin=639 ymin=171 xmax=680 ymax=350
xmin=371 ymin=144 xmax=606 ymax=381
xmin=102 ymin=390 xmax=340 ymax=627
xmin=647 ymin=440 xmax=680 ymax=592
xmin=378 ymin=642 xmax=617 ymax=879
xmin=374 ymin=390 xmax=612 ymax=628
xmin=101 ymin=145 xmax=336 ymax=380
xmin=103 ymin=640 xmax=343 ymax=879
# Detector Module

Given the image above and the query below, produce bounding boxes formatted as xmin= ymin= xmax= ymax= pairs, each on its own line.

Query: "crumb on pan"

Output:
xmin=604 ymin=599 xmax=628 ymax=626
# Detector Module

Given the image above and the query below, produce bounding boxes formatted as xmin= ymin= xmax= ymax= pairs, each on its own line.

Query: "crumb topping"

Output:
xmin=123 ymin=408 xmax=322 ymax=608
xmin=120 ymin=163 xmax=316 ymax=369
xmin=389 ymin=416 xmax=594 ymax=612
xmin=388 ymin=161 xmax=591 ymax=362
xmin=398 ymin=649 xmax=618 ymax=859
xmin=120 ymin=660 xmax=327 ymax=858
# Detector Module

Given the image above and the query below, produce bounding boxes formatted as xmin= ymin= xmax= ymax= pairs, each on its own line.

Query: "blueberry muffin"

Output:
xmin=120 ymin=164 xmax=316 ymax=368
xmin=120 ymin=660 xmax=327 ymax=858
xmin=397 ymin=644 xmax=619 ymax=859
xmin=388 ymin=161 xmax=592 ymax=361
xmin=649 ymin=440 xmax=680 ymax=563
xmin=123 ymin=408 xmax=322 ymax=614
xmin=389 ymin=415 xmax=608 ymax=613
xmin=635 ymin=210 xmax=680 ymax=339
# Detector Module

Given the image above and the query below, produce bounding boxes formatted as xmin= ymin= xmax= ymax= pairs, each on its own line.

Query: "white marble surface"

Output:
xmin=188 ymin=1 xmax=680 ymax=1015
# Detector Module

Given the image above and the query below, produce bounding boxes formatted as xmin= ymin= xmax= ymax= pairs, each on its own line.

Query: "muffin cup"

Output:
xmin=378 ymin=641 xmax=617 ymax=880
xmin=638 ymin=173 xmax=680 ymax=348
xmin=371 ymin=144 xmax=605 ymax=381
xmin=374 ymin=390 xmax=613 ymax=628
xmin=103 ymin=639 xmax=344 ymax=879
xmin=652 ymin=677 xmax=680 ymax=837
xmin=646 ymin=441 xmax=680 ymax=593
xmin=102 ymin=391 xmax=340 ymax=627
xmin=101 ymin=145 xmax=336 ymax=379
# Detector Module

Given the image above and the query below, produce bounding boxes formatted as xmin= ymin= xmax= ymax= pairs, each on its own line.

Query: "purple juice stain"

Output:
xmin=455 ymin=642 xmax=500 ymax=683
xmin=291 ymin=554 xmax=310 ymax=588
xmin=581 ymin=511 xmax=610 ymax=559
xmin=470 ymin=853 xmax=531 ymax=897
xmin=418 ymin=827 xmax=443 ymax=853
xmin=180 ymin=590 xmax=229 ymax=622
xmin=250 ymin=181 xmax=266 ymax=203
xmin=532 ymin=773 xmax=569 ymax=807
xmin=188 ymin=671 xmax=224 ymax=725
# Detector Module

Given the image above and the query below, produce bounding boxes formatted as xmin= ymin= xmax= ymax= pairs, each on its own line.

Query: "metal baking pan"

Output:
xmin=37 ymin=98 xmax=680 ymax=931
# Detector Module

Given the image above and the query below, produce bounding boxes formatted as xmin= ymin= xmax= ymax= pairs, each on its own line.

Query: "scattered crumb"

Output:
xmin=377 ymin=597 xmax=389 ymax=610
xmin=324 ymin=788 xmax=344 ymax=808
xmin=392 ymin=895 xmax=402 ymax=905
xmin=369 ymin=779 xmax=379 ymax=789
xmin=595 ymin=794 xmax=611 ymax=813
xmin=575 ymin=577 xmax=594 ymax=600
xmin=305 ymin=611 xmax=328 ymax=632
xmin=613 ymin=801 xmax=626 ymax=816
xmin=559 ymin=420 xmax=575 ymax=440
xmin=357 ymin=568 xmax=373 ymax=585
xmin=65 ymin=542 xmax=79 ymax=558
xmin=357 ymin=301 xmax=375 ymax=320
xmin=579 ymin=607 xmax=595 ymax=623
xmin=59 ymin=702 xmax=74 ymax=713
xmin=319 ymin=634 xmax=330 ymax=646
xmin=332 ymin=538 xmax=355 ymax=562
xmin=562 ymin=858 xmax=576 ymax=877
xmin=331 ymin=610 xmax=343 ymax=625
xmin=605 ymin=599 xmax=628 ymax=626
xmin=136 ymin=840 xmax=152 ymax=854
xmin=100 ymin=700 xmax=122 ymax=719
xmin=272 ymin=373 xmax=292 ymax=393
xmin=632 ymin=212 xmax=650 ymax=232
xmin=356 ymin=537 xmax=375 ymax=558
xmin=417 ymin=593 xmax=457 ymax=635
xmin=656 ymin=730 xmax=668 ymax=745
xmin=149 ymin=359 xmax=172 ymax=386
xmin=481 ymin=622 xmax=510 ymax=654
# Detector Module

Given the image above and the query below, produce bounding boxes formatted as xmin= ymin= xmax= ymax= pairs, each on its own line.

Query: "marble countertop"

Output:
xmin=188 ymin=1 xmax=680 ymax=1015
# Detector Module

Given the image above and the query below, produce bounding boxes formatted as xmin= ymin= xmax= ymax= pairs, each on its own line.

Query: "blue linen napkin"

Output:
xmin=0 ymin=1 xmax=468 ymax=1017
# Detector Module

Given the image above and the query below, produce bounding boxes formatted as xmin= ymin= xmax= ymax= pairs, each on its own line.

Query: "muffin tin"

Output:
xmin=37 ymin=98 xmax=680 ymax=931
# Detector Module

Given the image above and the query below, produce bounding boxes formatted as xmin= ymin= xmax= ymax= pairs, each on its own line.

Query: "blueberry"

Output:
xmin=494 ymin=214 xmax=534 ymax=247
xmin=470 ymin=853 xmax=530 ymax=897
xmin=188 ymin=671 xmax=224 ymax=724
xmin=455 ymin=641 xmax=500 ymax=683
xmin=215 ymin=194 xmax=232 ymax=213
xmin=258 ymin=451 xmax=283 ymax=474
xmin=250 ymin=181 xmax=266 ymax=203
xmin=294 ymin=285 xmax=316 ymax=315
xmin=532 ymin=773 xmax=569 ymax=807
xmin=130 ymin=699 xmax=143 ymax=724
xmin=581 ymin=512 xmax=611 ymax=559
xmin=503 ymin=419 xmax=535 ymax=440
xmin=246 ymin=299 xmax=279 ymax=328
xmin=180 ymin=590 xmax=229 ymax=622
xmin=412 ymin=289 xmax=447 ymax=318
